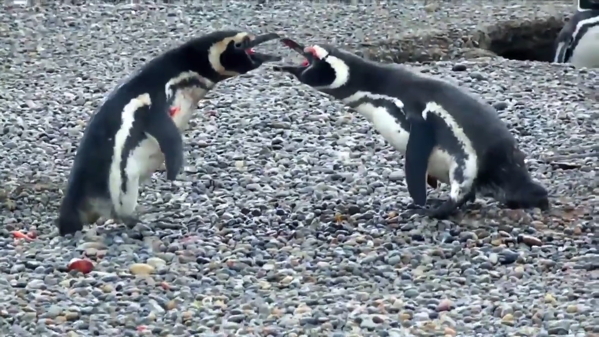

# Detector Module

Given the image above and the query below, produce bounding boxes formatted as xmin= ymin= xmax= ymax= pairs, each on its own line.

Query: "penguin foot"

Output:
xmin=405 ymin=198 xmax=445 ymax=210
xmin=427 ymin=198 xmax=447 ymax=208
xmin=404 ymin=202 xmax=458 ymax=219
xmin=422 ymin=201 xmax=460 ymax=219
xmin=404 ymin=192 xmax=477 ymax=219
xmin=120 ymin=216 xmax=140 ymax=229
xmin=129 ymin=222 xmax=155 ymax=240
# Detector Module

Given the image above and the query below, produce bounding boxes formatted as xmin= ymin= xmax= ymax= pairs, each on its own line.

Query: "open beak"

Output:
xmin=244 ymin=33 xmax=282 ymax=65
xmin=273 ymin=38 xmax=313 ymax=75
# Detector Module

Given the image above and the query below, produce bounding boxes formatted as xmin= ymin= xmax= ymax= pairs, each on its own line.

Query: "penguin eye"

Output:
xmin=234 ymin=37 xmax=250 ymax=49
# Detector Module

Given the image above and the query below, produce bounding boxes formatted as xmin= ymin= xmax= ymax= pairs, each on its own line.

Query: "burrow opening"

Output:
xmin=478 ymin=17 xmax=567 ymax=62
xmin=364 ymin=15 xmax=569 ymax=64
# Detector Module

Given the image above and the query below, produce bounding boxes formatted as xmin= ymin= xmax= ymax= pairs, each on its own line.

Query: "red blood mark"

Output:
xmin=246 ymin=48 xmax=256 ymax=55
xmin=301 ymin=59 xmax=309 ymax=67
xmin=305 ymin=46 xmax=318 ymax=59
xmin=169 ymin=107 xmax=180 ymax=117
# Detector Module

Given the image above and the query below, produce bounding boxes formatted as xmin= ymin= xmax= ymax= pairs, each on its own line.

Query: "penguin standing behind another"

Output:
xmin=57 ymin=30 xmax=281 ymax=236
xmin=273 ymin=38 xmax=549 ymax=219
xmin=553 ymin=0 xmax=599 ymax=68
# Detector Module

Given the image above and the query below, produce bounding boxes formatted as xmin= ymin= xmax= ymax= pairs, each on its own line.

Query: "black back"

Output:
xmin=324 ymin=51 xmax=517 ymax=158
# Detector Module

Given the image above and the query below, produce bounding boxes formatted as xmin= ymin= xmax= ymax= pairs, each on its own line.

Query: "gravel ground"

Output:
xmin=1 ymin=1 xmax=597 ymax=336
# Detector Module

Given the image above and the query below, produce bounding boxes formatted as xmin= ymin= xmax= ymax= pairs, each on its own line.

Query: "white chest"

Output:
xmin=571 ymin=25 xmax=599 ymax=68
xmin=132 ymin=87 xmax=209 ymax=182
xmin=129 ymin=136 xmax=163 ymax=183
xmin=353 ymin=102 xmax=452 ymax=183
xmin=170 ymin=86 xmax=209 ymax=131
xmin=355 ymin=102 xmax=411 ymax=152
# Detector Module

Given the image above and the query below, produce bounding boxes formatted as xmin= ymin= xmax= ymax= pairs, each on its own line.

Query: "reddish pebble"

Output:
xmin=137 ymin=326 xmax=147 ymax=332
xmin=67 ymin=258 xmax=94 ymax=274
xmin=436 ymin=298 xmax=454 ymax=312
xmin=160 ymin=282 xmax=170 ymax=290
xmin=12 ymin=231 xmax=33 ymax=241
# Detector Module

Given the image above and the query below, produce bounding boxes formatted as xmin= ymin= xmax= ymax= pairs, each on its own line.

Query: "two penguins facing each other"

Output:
xmin=57 ymin=30 xmax=551 ymax=237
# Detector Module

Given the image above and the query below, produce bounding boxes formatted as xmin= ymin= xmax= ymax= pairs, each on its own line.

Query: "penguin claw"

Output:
xmin=121 ymin=216 xmax=140 ymax=229
xmin=406 ymin=198 xmax=444 ymax=210
xmin=127 ymin=223 xmax=153 ymax=240
xmin=406 ymin=207 xmax=455 ymax=219
xmin=403 ymin=200 xmax=459 ymax=219
xmin=403 ymin=190 xmax=477 ymax=219
xmin=406 ymin=203 xmax=426 ymax=210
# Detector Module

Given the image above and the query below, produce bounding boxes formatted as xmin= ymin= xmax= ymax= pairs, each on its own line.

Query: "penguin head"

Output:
xmin=500 ymin=148 xmax=550 ymax=211
xmin=186 ymin=30 xmax=282 ymax=81
xmin=274 ymin=39 xmax=351 ymax=93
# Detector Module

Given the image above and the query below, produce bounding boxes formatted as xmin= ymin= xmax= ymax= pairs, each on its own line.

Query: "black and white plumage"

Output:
xmin=274 ymin=39 xmax=550 ymax=219
xmin=57 ymin=30 xmax=281 ymax=236
xmin=553 ymin=0 xmax=599 ymax=68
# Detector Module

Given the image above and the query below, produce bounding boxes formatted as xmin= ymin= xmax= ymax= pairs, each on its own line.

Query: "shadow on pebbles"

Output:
xmin=0 ymin=1 xmax=597 ymax=336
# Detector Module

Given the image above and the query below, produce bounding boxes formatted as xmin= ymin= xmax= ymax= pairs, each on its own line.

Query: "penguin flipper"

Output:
xmin=405 ymin=120 xmax=436 ymax=206
xmin=146 ymin=108 xmax=184 ymax=181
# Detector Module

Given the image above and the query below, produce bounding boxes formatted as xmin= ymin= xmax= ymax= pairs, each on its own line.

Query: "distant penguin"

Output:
xmin=553 ymin=0 xmax=599 ymax=68
xmin=274 ymin=38 xmax=550 ymax=219
xmin=57 ymin=30 xmax=281 ymax=236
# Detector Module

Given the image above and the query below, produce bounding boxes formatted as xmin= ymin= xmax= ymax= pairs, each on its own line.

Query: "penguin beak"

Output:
xmin=272 ymin=38 xmax=314 ymax=75
xmin=241 ymin=33 xmax=282 ymax=65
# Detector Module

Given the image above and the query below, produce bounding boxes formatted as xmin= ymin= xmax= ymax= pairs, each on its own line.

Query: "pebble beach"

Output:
xmin=0 ymin=1 xmax=597 ymax=336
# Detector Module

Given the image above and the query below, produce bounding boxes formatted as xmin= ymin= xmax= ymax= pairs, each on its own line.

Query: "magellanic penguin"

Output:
xmin=273 ymin=38 xmax=550 ymax=219
xmin=553 ymin=0 xmax=599 ymax=68
xmin=57 ymin=30 xmax=281 ymax=236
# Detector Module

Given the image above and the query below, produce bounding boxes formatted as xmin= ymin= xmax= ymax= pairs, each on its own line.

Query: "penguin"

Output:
xmin=273 ymin=38 xmax=550 ymax=219
xmin=57 ymin=30 xmax=282 ymax=236
xmin=553 ymin=0 xmax=599 ymax=68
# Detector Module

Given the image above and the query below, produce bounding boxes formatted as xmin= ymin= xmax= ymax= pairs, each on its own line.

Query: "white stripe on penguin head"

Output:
xmin=310 ymin=45 xmax=350 ymax=90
